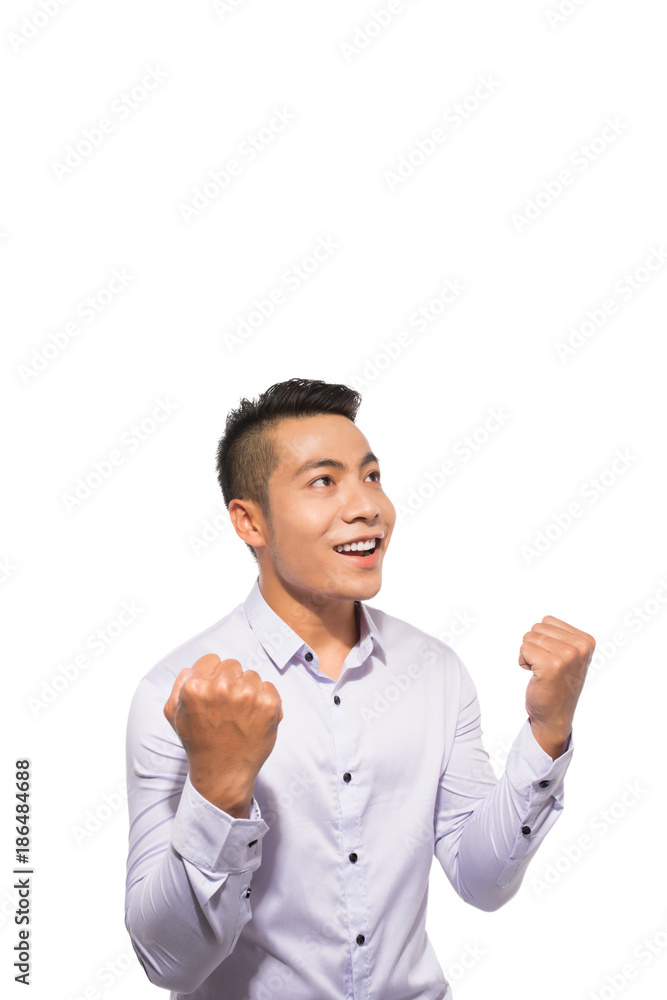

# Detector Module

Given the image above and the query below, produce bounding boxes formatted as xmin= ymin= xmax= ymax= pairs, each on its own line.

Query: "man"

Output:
xmin=124 ymin=376 xmax=595 ymax=1000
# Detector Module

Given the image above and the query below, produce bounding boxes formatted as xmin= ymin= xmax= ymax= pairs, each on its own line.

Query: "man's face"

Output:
xmin=254 ymin=413 xmax=396 ymax=604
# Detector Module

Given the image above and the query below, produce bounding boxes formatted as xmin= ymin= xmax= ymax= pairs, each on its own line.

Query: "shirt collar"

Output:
xmin=242 ymin=576 xmax=385 ymax=672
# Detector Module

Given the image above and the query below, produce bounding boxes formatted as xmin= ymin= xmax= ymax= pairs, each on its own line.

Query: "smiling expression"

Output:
xmin=236 ymin=413 xmax=396 ymax=604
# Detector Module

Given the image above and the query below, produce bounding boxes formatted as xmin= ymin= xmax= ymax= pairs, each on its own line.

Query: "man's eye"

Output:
xmin=310 ymin=471 xmax=380 ymax=486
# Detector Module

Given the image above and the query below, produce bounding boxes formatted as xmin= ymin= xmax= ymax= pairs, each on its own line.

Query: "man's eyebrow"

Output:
xmin=291 ymin=451 xmax=380 ymax=480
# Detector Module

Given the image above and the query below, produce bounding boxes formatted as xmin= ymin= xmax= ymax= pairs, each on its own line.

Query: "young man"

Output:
xmin=124 ymin=377 xmax=595 ymax=1000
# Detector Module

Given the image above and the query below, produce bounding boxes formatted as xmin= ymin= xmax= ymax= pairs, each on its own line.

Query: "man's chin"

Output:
xmin=343 ymin=573 xmax=383 ymax=603
xmin=303 ymin=575 xmax=383 ymax=607
xmin=269 ymin=558 xmax=385 ymax=606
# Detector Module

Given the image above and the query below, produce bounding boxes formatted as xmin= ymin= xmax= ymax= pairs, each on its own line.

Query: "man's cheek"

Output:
xmin=384 ymin=497 xmax=397 ymax=533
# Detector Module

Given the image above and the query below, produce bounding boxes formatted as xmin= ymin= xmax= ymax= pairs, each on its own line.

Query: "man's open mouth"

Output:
xmin=333 ymin=538 xmax=379 ymax=558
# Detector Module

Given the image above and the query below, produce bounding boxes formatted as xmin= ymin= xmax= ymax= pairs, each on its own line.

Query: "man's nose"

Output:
xmin=341 ymin=481 xmax=380 ymax=520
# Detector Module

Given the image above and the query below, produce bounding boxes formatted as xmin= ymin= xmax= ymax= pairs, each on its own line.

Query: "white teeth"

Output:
xmin=334 ymin=538 xmax=377 ymax=553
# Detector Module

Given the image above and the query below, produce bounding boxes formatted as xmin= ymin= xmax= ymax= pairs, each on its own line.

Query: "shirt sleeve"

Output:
xmin=124 ymin=674 xmax=269 ymax=994
xmin=433 ymin=654 xmax=573 ymax=912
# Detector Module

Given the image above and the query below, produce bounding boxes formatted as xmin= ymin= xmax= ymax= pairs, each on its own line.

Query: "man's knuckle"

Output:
xmin=236 ymin=684 xmax=256 ymax=702
xmin=183 ymin=676 xmax=213 ymax=702
xmin=220 ymin=657 xmax=242 ymax=672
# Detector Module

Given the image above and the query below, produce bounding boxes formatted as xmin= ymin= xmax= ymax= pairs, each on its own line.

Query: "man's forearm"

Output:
xmin=125 ymin=677 xmax=268 ymax=993
xmin=125 ymin=778 xmax=266 ymax=993
xmin=126 ymin=843 xmax=244 ymax=992
xmin=435 ymin=717 xmax=574 ymax=912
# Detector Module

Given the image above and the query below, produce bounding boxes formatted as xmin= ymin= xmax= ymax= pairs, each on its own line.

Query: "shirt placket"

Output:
xmin=302 ymin=639 xmax=372 ymax=1000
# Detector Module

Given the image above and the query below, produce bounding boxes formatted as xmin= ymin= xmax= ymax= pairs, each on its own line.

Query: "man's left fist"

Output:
xmin=519 ymin=616 xmax=596 ymax=757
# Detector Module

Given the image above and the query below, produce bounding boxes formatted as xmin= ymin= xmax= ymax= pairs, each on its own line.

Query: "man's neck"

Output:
xmin=257 ymin=573 xmax=360 ymax=656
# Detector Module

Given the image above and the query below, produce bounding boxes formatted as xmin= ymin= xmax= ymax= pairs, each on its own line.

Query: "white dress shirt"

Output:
xmin=125 ymin=577 xmax=574 ymax=1000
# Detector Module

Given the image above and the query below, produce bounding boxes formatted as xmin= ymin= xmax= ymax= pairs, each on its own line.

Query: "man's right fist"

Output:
xmin=163 ymin=654 xmax=283 ymax=817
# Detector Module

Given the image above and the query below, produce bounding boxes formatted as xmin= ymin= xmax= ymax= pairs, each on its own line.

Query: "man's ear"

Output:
xmin=229 ymin=498 xmax=267 ymax=550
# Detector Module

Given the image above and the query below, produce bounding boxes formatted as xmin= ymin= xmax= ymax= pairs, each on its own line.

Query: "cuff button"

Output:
xmin=521 ymin=825 xmax=531 ymax=835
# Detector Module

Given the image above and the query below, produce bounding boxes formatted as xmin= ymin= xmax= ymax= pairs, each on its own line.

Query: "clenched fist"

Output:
xmin=164 ymin=654 xmax=283 ymax=817
xmin=519 ymin=615 xmax=595 ymax=759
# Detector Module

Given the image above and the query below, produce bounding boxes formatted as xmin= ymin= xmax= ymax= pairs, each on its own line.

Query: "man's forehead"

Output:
xmin=270 ymin=414 xmax=372 ymax=471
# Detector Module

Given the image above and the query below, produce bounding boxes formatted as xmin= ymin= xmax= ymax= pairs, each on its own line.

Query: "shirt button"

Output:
xmin=349 ymin=852 xmax=358 ymax=863
xmin=305 ymin=652 xmax=313 ymax=661
xmin=247 ymin=839 xmax=258 ymax=847
xmin=343 ymin=772 xmax=351 ymax=783
xmin=244 ymin=888 xmax=251 ymax=898
xmin=521 ymin=825 xmax=531 ymax=835
xmin=333 ymin=695 xmax=340 ymax=705
xmin=356 ymin=934 xmax=365 ymax=945
xmin=539 ymin=780 xmax=550 ymax=788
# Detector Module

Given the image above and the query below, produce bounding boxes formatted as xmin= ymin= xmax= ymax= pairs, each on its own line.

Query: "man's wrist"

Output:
xmin=189 ymin=772 xmax=255 ymax=818
xmin=528 ymin=718 xmax=572 ymax=760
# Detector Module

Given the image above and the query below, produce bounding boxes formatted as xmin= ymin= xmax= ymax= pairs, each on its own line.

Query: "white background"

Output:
xmin=2 ymin=1 xmax=666 ymax=998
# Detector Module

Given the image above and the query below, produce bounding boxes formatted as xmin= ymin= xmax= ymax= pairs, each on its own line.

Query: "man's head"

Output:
xmin=216 ymin=377 xmax=395 ymax=604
